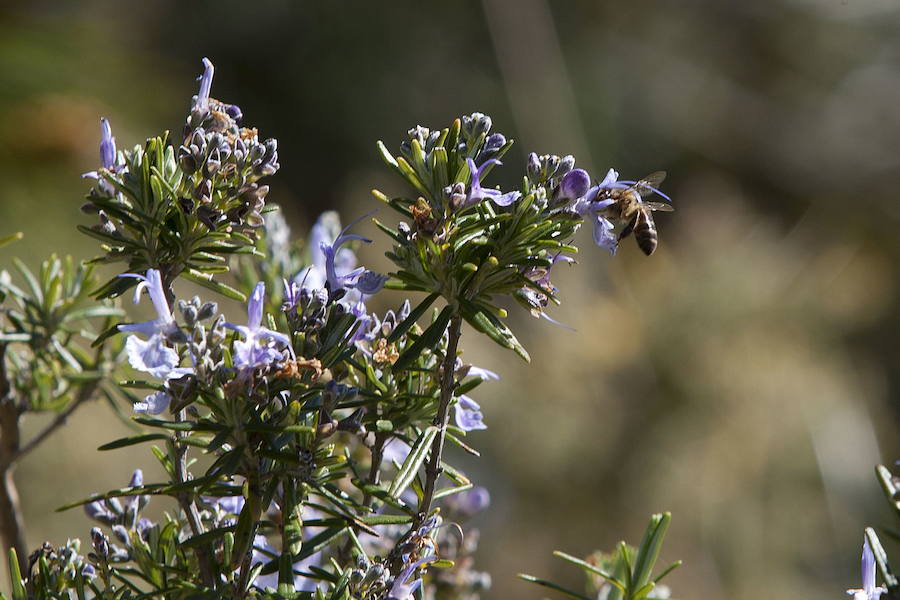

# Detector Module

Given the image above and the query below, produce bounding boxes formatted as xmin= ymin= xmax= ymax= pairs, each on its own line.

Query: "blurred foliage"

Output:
xmin=1 ymin=1 xmax=899 ymax=599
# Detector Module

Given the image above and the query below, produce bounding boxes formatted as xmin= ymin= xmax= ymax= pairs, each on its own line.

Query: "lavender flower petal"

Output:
xmin=558 ymin=168 xmax=590 ymax=201
xmin=355 ymin=270 xmax=389 ymax=295
xmin=194 ymin=57 xmax=214 ymax=116
xmin=133 ymin=391 xmax=172 ymax=415
xmin=465 ymin=158 xmax=521 ymax=208
xmin=592 ymin=215 xmax=618 ymax=255
xmin=467 ymin=366 xmax=500 ymax=381
xmin=125 ymin=336 xmax=180 ymax=379
xmin=99 ymin=118 xmax=116 ymax=169
xmin=454 ymin=395 xmax=487 ymax=431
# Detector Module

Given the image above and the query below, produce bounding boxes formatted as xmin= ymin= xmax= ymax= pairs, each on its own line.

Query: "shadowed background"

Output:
xmin=1 ymin=1 xmax=899 ymax=598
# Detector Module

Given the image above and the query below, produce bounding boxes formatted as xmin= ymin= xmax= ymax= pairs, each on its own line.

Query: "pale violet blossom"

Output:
xmin=467 ymin=366 xmax=499 ymax=381
xmin=320 ymin=215 xmax=388 ymax=297
xmin=572 ymin=168 xmax=620 ymax=255
xmin=443 ymin=486 xmax=490 ymax=519
xmin=133 ymin=391 xmax=172 ymax=415
xmin=226 ymin=282 xmax=291 ymax=369
xmin=193 ymin=58 xmax=214 ymax=117
xmin=465 ymin=158 xmax=520 ymax=208
xmin=82 ymin=118 xmax=122 ymax=193
xmin=291 ymin=211 xmax=387 ymax=301
xmin=118 ymin=269 xmax=189 ymax=379
xmin=555 ymin=168 xmax=591 ymax=204
xmin=847 ymin=537 xmax=886 ymax=600
xmin=454 ymin=395 xmax=487 ymax=431
xmin=387 ymin=557 xmax=437 ymax=600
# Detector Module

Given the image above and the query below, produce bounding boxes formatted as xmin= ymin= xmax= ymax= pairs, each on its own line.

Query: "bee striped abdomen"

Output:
xmin=633 ymin=210 xmax=658 ymax=256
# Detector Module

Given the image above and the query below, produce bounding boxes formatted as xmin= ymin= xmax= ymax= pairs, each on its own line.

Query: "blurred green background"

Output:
xmin=2 ymin=1 xmax=899 ymax=598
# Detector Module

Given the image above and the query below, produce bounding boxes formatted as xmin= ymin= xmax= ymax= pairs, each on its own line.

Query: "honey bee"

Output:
xmin=602 ymin=171 xmax=674 ymax=256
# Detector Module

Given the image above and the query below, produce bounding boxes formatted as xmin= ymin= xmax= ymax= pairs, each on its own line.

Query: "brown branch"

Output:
xmin=11 ymin=380 xmax=97 ymax=466
xmin=417 ymin=314 xmax=463 ymax=522
xmin=173 ymin=407 xmax=214 ymax=587
xmin=0 ymin=343 xmax=27 ymax=573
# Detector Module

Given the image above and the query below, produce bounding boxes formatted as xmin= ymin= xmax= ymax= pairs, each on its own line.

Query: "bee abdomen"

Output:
xmin=634 ymin=211 xmax=658 ymax=256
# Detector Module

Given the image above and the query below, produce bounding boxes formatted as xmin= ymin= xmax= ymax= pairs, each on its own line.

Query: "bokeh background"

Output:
xmin=2 ymin=1 xmax=899 ymax=598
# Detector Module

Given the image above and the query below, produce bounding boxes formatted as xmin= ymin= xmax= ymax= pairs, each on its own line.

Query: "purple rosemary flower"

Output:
xmin=82 ymin=118 xmax=123 ymax=194
xmin=555 ymin=168 xmax=591 ymax=203
xmin=133 ymin=391 xmax=172 ymax=415
xmin=570 ymin=168 xmax=621 ymax=255
xmin=467 ymin=365 xmax=499 ymax=381
xmin=99 ymin=117 xmax=116 ymax=169
xmin=454 ymin=395 xmax=487 ymax=431
xmin=118 ymin=269 xmax=189 ymax=379
xmin=193 ymin=57 xmax=214 ymax=118
xmin=226 ymin=282 xmax=292 ymax=369
xmin=591 ymin=214 xmax=618 ymax=255
xmin=443 ymin=486 xmax=490 ymax=519
xmin=347 ymin=298 xmax=375 ymax=344
xmin=464 ymin=158 xmax=521 ymax=208
xmin=848 ymin=537 xmax=886 ymax=600
xmin=293 ymin=211 xmax=387 ymax=300
xmin=320 ymin=218 xmax=387 ymax=296
xmin=354 ymin=269 xmax=390 ymax=295
xmin=388 ymin=558 xmax=436 ymax=600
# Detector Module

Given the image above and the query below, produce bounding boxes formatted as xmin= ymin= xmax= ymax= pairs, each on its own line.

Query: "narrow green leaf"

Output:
xmin=387 ymin=293 xmax=440 ymax=343
xmin=358 ymin=514 xmax=413 ymax=526
xmin=553 ymin=551 xmax=626 ymax=592
xmin=516 ymin=574 xmax=594 ymax=600
xmin=432 ymin=483 xmax=473 ymax=501
xmin=631 ymin=512 xmax=671 ymax=592
xmin=8 ymin=549 xmax=26 ymax=600
xmin=98 ymin=433 xmax=170 ymax=451
xmin=388 ymin=426 xmax=438 ymax=499
xmin=460 ymin=301 xmax=529 ymax=362
xmin=652 ymin=560 xmax=682 ymax=584
xmin=392 ymin=305 xmax=453 ymax=372
xmin=0 ymin=232 xmax=23 ymax=249
xmin=376 ymin=141 xmax=400 ymax=171
xmin=396 ymin=156 xmax=432 ymax=199
xmin=876 ymin=465 xmax=900 ymax=516
xmin=230 ymin=492 xmax=261 ymax=570
xmin=866 ymin=527 xmax=899 ymax=588
xmin=180 ymin=526 xmax=235 ymax=549
xmin=90 ymin=322 xmax=123 ymax=347
xmin=181 ymin=269 xmax=246 ymax=302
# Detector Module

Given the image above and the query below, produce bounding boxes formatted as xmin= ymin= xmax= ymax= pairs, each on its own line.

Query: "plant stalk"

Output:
xmin=417 ymin=313 xmax=463 ymax=522
xmin=173 ymin=407 xmax=214 ymax=587
xmin=0 ymin=343 xmax=26 ymax=574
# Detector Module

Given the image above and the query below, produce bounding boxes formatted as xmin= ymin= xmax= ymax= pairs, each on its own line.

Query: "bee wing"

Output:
xmin=633 ymin=171 xmax=667 ymax=194
xmin=643 ymin=201 xmax=674 ymax=212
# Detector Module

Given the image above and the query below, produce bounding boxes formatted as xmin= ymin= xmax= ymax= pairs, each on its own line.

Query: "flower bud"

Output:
xmin=362 ymin=563 xmax=386 ymax=588
xmin=178 ymin=146 xmax=197 ymax=174
xmin=558 ymin=154 xmax=576 ymax=175
xmin=527 ymin=152 xmax=541 ymax=182
xmin=197 ymin=301 xmax=218 ymax=321
xmin=224 ymin=103 xmax=243 ymax=122
xmin=558 ymin=169 xmax=591 ymax=202
xmin=483 ymin=133 xmax=506 ymax=154
xmin=90 ymin=528 xmax=109 ymax=558
xmin=112 ymin=525 xmax=129 ymax=546
xmin=204 ymin=147 xmax=221 ymax=177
